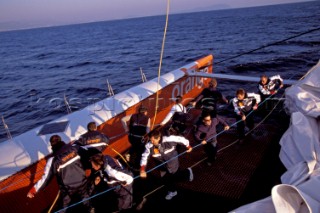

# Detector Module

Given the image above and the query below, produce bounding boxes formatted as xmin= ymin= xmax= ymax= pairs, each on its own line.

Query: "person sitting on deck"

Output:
xmin=27 ymin=135 xmax=94 ymax=213
xmin=74 ymin=122 xmax=110 ymax=169
xmin=192 ymin=78 xmax=228 ymax=118
xmin=89 ymin=152 xmax=134 ymax=212
xmin=232 ymin=88 xmax=260 ymax=145
xmin=258 ymin=74 xmax=284 ymax=102
xmin=194 ymin=112 xmax=230 ymax=166
xmin=140 ymin=130 xmax=193 ymax=200
xmin=121 ymin=106 xmax=151 ymax=171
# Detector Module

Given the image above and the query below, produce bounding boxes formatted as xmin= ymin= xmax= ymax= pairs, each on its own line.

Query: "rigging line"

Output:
xmin=1 ymin=115 xmax=12 ymax=141
xmin=151 ymin=0 xmax=170 ymax=129
xmin=215 ymin=27 xmax=320 ymax=65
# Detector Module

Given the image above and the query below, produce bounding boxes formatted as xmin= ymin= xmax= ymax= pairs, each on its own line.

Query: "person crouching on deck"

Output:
xmin=89 ymin=153 xmax=134 ymax=212
xmin=232 ymin=88 xmax=260 ymax=145
xmin=140 ymin=130 xmax=193 ymax=200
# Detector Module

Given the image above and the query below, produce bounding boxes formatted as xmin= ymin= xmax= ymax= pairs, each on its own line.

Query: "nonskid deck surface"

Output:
xmin=130 ymin=107 xmax=289 ymax=213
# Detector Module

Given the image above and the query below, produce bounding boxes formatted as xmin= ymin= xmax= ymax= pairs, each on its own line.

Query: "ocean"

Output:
xmin=0 ymin=1 xmax=319 ymax=143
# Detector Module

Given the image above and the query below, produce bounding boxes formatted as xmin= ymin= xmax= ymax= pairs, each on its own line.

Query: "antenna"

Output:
xmin=1 ymin=115 xmax=12 ymax=141
xmin=140 ymin=67 xmax=147 ymax=82
xmin=64 ymin=94 xmax=72 ymax=114
xmin=107 ymin=79 xmax=114 ymax=97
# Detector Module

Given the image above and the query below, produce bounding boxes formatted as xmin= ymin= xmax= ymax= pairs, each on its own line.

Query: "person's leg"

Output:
xmin=59 ymin=189 xmax=71 ymax=213
xmin=163 ymin=172 xmax=178 ymax=200
xmin=172 ymin=168 xmax=193 ymax=182
xmin=204 ymin=140 xmax=217 ymax=165
xmin=115 ymin=184 xmax=133 ymax=211
xmin=246 ymin=111 xmax=255 ymax=131
xmin=79 ymin=183 xmax=94 ymax=213
xmin=236 ymin=115 xmax=245 ymax=140
xmin=128 ymin=136 xmax=142 ymax=170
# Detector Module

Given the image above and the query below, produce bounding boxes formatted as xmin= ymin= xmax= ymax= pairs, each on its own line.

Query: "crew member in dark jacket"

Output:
xmin=89 ymin=153 xmax=134 ymax=212
xmin=232 ymin=88 xmax=260 ymax=144
xmin=193 ymin=78 xmax=228 ymax=118
xmin=75 ymin=122 xmax=110 ymax=153
xmin=140 ymin=130 xmax=193 ymax=200
xmin=194 ymin=113 xmax=229 ymax=166
xmin=75 ymin=121 xmax=110 ymax=169
xmin=121 ymin=106 xmax=150 ymax=171
xmin=27 ymin=135 xmax=94 ymax=213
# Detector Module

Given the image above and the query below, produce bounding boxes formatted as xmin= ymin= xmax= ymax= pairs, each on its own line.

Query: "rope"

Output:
xmin=48 ymin=190 xmax=60 ymax=213
xmin=151 ymin=0 xmax=170 ymax=129
xmin=215 ymin=27 xmax=320 ymax=65
xmin=55 ymin=71 xmax=312 ymax=212
xmin=106 ymin=144 xmax=132 ymax=169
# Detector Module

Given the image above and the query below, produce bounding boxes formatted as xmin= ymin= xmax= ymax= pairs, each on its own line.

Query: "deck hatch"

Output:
xmin=38 ymin=121 xmax=69 ymax=135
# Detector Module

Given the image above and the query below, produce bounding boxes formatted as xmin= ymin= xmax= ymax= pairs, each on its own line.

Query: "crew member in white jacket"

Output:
xmin=160 ymin=95 xmax=186 ymax=126
xmin=140 ymin=130 xmax=193 ymax=200
xmin=232 ymin=88 xmax=260 ymax=144
xmin=258 ymin=74 xmax=284 ymax=102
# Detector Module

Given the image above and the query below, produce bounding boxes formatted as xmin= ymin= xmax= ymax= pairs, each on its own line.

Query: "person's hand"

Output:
xmin=27 ymin=187 xmax=36 ymax=198
xmin=120 ymin=181 xmax=128 ymax=186
xmin=140 ymin=171 xmax=147 ymax=178
xmin=94 ymin=176 xmax=101 ymax=186
xmin=242 ymin=115 xmax=246 ymax=121
xmin=253 ymin=104 xmax=258 ymax=110
xmin=201 ymin=140 xmax=207 ymax=145
xmin=186 ymin=146 xmax=192 ymax=153
xmin=280 ymin=84 xmax=284 ymax=88
xmin=224 ymin=125 xmax=230 ymax=131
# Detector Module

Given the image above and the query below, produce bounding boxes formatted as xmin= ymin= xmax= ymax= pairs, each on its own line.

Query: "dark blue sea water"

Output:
xmin=0 ymin=1 xmax=319 ymax=142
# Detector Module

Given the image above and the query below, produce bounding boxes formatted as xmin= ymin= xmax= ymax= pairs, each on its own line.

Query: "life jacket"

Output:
xmin=129 ymin=113 xmax=149 ymax=136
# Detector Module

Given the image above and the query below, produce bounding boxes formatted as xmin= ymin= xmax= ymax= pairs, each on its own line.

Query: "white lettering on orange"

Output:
xmin=171 ymin=66 xmax=209 ymax=99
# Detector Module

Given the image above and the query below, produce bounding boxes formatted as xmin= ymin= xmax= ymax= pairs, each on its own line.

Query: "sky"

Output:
xmin=0 ymin=0 xmax=313 ymax=32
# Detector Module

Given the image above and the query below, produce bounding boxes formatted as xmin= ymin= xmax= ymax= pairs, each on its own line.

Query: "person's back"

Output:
xmin=128 ymin=108 xmax=150 ymax=137
xmin=53 ymin=144 xmax=88 ymax=190
xmin=76 ymin=121 xmax=109 ymax=153
xmin=27 ymin=135 xmax=93 ymax=213
xmin=121 ymin=106 xmax=151 ymax=171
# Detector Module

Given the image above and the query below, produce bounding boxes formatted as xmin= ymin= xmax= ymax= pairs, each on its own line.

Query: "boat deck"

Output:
xmin=88 ymin=103 xmax=289 ymax=213
xmin=0 ymin=101 xmax=289 ymax=213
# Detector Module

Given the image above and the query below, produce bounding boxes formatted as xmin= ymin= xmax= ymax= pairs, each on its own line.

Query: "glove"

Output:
xmin=140 ymin=165 xmax=147 ymax=178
